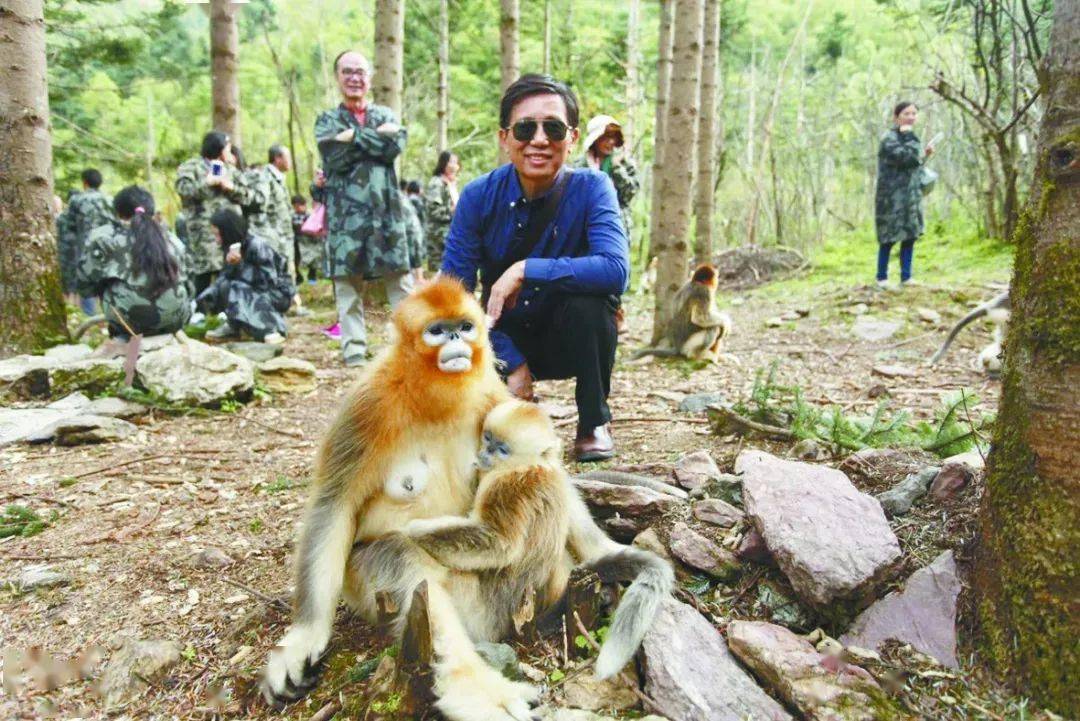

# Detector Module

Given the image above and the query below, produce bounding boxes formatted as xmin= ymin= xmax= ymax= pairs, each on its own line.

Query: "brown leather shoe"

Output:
xmin=575 ymin=423 xmax=615 ymax=462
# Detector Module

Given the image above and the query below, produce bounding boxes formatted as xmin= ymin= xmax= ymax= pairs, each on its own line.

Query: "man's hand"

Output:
xmin=226 ymin=248 xmax=242 ymax=265
xmin=376 ymin=122 xmax=401 ymax=135
xmin=506 ymin=363 xmax=534 ymax=402
xmin=486 ymin=260 xmax=526 ymax=323
xmin=924 ymin=142 xmax=935 ymax=158
xmin=334 ymin=128 xmax=355 ymax=143
xmin=206 ymin=172 xmax=222 ymax=187
xmin=314 ymin=170 xmax=327 ymax=188
xmin=412 ymin=268 xmax=425 ymax=284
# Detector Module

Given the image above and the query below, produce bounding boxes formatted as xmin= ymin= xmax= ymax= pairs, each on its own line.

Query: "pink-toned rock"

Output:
xmin=929 ymin=462 xmax=976 ymax=502
xmin=572 ymin=479 xmax=680 ymax=525
xmin=693 ymin=498 xmax=744 ymax=527
xmin=672 ymin=450 xmax=722 ymax=490
xmin=642 ymin=599 xmax=793 ymax=721
xmin=840 ymin=551 xmax=961 ymax=668
xmin=728 ymin=621 xmax=881 ymax=721
xmin=667 ymin=523 xmax=739 ymax=580
xmin=737 ymin=527 xmax=772 ymax=564
xmin=736 ymin=450 xmax=901 ymax=608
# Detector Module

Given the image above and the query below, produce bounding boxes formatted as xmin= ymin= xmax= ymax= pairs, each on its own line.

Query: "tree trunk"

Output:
xmin=436 ymin=0 xmax=450 ymax=151
xmin=646 ymin=0 xmax=674 ymax=262
xmin=374 ymin=0 xmax=405 ymax=118
xmin=650 ymin=0 xmax=704 ymax=345
xmin=693 ymin=0 xmax=720 ymax=264
xmin=542 ymin=0 xmax=552 ymax=75
xmin=0 ymin=0 xmax=66 ymax=357
xmin=971 ymin=0 xmax=1080 ymax=715
xmin=624 ymin=0 xmax=641 ymax=153
xmin=498 ymin=0 xmax=519 ymax=164
xmin=210 ymin=0 xmax=241 ymax=143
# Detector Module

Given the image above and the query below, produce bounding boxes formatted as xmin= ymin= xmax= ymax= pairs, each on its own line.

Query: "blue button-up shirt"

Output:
xmin=441 ymin=163 xmax=630 ymax=372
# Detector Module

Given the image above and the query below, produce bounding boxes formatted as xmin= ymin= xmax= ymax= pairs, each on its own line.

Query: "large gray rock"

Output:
xmin=678 ymin=392 xmax=725 ymax=413
xmin=43 ymin=343 xmax=94 ymax=363
xmin=0 ymin=354 xmax=52 ymax=398
xmin=85 ymin=396 xmax=149 ymax=420
xmin=736 ymin=450 xmax=901 ymax=608
xmin=0 ymin=407 xmax=76 ymax=446
xmin=99 ymin=639 xmax=182 ymax=710
xmin=673 ymin=450 xmax=723 ymax=490
xmin=257 ymin=356 xmax=318 ymax=393
xmin=876 ymin=466 xmax=940 ymax=517
xmin=10 ymin=564 xmax=71 ymax=590
xmin=136 ymin=336 xmax=254 ymax=406
xmin=0 ymin=354 xmax=123 ymax=399
xmin=728 ymin=621 xmax=881 ymax=721
xmin=840 ymin=551 xmax=961 ymax=668
xmin=43 ymin=415 xmax=137 ymax=446
xmin=642 ymin=598 xmax=793 ymax=721
xmin=48 ymin=358 xmax=125 ymax=397
xmin=693 ymin=498 xmax=744 ymax=527
xmin=668 ymin=523 xmax=739 ymax=581
xmin=851 ymin=317 xmax=901 ymax=342
xmin=221 ymin=341 xmax=283 ymax=363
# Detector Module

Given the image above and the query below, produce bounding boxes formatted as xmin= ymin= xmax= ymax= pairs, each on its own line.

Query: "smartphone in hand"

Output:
xmin=210 ymin=160 xmax=224 ymax=177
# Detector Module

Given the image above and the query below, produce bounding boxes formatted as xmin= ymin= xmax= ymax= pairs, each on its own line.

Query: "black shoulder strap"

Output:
xmin=481 ymin=169 xmax=572 ymax=301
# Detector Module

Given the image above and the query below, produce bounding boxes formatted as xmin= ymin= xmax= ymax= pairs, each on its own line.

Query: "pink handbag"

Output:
xmin=301 ymin=203 xmax=327 ymax=237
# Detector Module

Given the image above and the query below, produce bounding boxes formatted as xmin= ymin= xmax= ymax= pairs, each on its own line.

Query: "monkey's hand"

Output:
xmin=261 ymin=624 xmax=331 ymax=707
xmin=690 ymin=305 xmax=729 ymax=329
xmin=403 ymin=515 xmax=472 ymax=538
xmin=407 ymin=517 xmax=515 ymax=572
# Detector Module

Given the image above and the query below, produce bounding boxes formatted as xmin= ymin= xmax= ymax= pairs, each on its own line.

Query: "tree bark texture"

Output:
xmin=624 ymin=0 xmax=641 ymax=153
xmin=650 ymin=0 xmax=704 ymax=345
xmin=693 ymin=0 xmax=721 ymax=264
xmin=436 ymin=0 xmax=450 ymax=151
xmin=646 ymin=0 xmax=674 ymax=261
xmin=374 ymin=0 xmax=405 ymax=118
xmin=0 ymin=0 xmax=66 ymax=357
xmin=210 ymin=0 xmax=241 ymax=144
xmin=972 ymin=0 xmax=1080 ymax=715
xmin=500 ymin=0 xmax=520 ymax=92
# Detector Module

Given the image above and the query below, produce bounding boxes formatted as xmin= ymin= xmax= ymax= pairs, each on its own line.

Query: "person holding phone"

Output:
xmin=874 ymin=101 xmax=935 ymax=288
xmin=175 ymin=131 xmax=253 ymax=297
xmin=197 ymin=209 xmax=295 ymax=344
xmin=314 ymin=50 xmax=413 ymax=367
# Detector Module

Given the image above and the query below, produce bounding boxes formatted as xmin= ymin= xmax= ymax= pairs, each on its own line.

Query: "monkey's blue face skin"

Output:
xmin=423 ymin=318 xmax=479 ymax=373
xmin=477 ymin=430 xmax=511 ymax=470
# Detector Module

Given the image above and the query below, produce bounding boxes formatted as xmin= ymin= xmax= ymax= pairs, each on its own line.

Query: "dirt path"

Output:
xmin=0 ymin=276 xmax=1007 ymax=720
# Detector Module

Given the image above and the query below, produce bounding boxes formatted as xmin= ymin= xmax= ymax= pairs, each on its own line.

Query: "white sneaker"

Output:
xmin=189 ymin=311 xmax=206 ymax=325
xmin=262 ymin=332 xmax=285 ymax=345
xmin=206 ymin=323 xmax=238 ymax=340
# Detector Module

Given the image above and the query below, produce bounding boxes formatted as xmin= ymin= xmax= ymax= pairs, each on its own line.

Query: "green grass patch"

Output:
xmin=0 ymin=505 xmax=55 ymax=539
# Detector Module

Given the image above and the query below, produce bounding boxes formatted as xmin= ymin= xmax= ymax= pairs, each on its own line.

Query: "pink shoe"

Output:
xmin=322 ymin=322 xmax=341 ymax=340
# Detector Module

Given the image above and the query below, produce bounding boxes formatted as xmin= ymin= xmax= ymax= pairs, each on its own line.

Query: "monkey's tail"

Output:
xmin=73 ymin=314 xmax=107 ymax=340
xmin=930 ymin=306 xmax=988 ymax=365
xmin=588 ymin=546 xmax=674 ymax=680
xmin=576 ymin=470 xmax=689 ymax=500
xmin=630 ymin=347 xmax=681 ymax=361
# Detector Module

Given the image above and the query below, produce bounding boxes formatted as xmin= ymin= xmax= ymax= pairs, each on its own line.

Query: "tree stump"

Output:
xmin=391 ymin=581 xmax=438 ymax=717
xmin=562 ymin=567 xmax=608 ymax=661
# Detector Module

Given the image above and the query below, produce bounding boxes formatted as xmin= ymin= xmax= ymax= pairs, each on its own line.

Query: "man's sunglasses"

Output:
xmin=508 ymin=119 xmax=571 ymax=142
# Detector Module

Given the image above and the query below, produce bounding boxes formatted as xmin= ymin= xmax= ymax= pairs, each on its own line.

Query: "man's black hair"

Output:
xmin=210 ymin=208 xmax=247 ymax=247
xmin=201 ymin=131 xmax=230 ymax=160
xmin=499 ymin=74 xmax=579 ymax=130
xmin=893 ymin=101 xmax=917 ymax=118
xmin=291 ymin=194 xmax=307 ymax=205
xmin=406 ymin=180 xmax=421 ymax=194
xmin=269 ymin=144 xmax=288 ymax=164
xmin=433 ymin=150 xmax=456 ymax=177
xmin=81 ymin=169 xmax=103 ymax=189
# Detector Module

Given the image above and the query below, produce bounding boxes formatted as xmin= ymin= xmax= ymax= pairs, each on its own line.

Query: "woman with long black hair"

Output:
xmin=197 ymin=209 xmax=295 ymax=344
xmin=76 ymin=186 xmax=191 ymax=338
xmin=422 ymin=150 xmax=460 ymax=270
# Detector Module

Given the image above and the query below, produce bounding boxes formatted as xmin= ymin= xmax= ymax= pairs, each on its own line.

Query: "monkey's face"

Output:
xmin=422 ymin=318 xmax=479 ymax=373
xmin=477 ymin=401 xmax=560 ymax=470
xmin=477 ymin=429 xmax=512 ymax=470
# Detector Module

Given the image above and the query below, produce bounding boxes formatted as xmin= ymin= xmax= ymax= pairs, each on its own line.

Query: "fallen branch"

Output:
xmin=706 ymin=405 xmax=795 ymax=440
xmin=555 ymin=415 xmax=710 ymax=429
xmin=221 ymin=577 xmax=290 ymax=612
xmin=3 ymin=491 xmax=72 ymax=508
xmin=307 ymin=700 xmax=342 ymax=721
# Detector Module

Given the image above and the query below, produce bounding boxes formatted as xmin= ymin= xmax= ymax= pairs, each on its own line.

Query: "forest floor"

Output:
xmin=1 ymin=232 xmax=1057 ymax=721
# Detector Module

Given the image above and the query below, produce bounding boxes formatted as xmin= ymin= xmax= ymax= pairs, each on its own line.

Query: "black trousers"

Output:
xmin=193 ymin=271 xmax=216 ymax=298
xmin=499 ymin=294 xmax=618 ymax=431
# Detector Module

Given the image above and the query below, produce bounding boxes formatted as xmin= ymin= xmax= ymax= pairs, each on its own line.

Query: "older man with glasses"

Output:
xmin=440 ymin=74 xmax=629 ymax=461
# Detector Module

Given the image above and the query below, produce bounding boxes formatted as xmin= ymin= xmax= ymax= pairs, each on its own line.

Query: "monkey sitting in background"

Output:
xmin=633 ymin=263 xmax=733 ymax=362
xmin=404 ymin=399 xmax=673 ymax=685
xmin=930 ymin=291 xmax=1010 ymax=375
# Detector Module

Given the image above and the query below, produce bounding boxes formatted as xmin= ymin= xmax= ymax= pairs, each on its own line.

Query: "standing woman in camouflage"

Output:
xmin=574 ymin=115 xmax=639 ymax=238
xmin=874 ymin=101 xmax=935 ymax=288
xmin=423 ymin=150 xmax=460 ymax=271
xmin=75 ymin=186 xmax=191 ymax=339
xmin=175 ymin=131 xmax=251 ymax=297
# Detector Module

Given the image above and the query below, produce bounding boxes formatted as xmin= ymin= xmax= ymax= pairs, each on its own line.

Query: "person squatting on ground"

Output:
xmin=315 ymin=50 xmax=413 ymax=367
xmin=875 ymin=100 xmax=935 ymax=288
xmin=197 ymin=209 xmax=295 ymax=344
xmin=440 ymin=74 xmax=630 ymax=462
xmin=57 ymin=168 xmax=115 ymax=315
xmin=175 ymin=131 xmax=252 ymax=297
xmin=424 ymin=150 xmax=461 ymax=271
xmin=75 ymin=186 xmax=192 ymax=339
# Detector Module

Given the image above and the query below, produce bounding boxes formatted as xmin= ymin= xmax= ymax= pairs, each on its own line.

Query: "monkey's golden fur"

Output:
xmin=634 ymin=263 xmax=733 ymax=362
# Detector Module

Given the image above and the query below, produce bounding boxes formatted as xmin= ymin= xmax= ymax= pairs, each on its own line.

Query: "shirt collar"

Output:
xmin=511 ymin=165 xmax=570 ymax=206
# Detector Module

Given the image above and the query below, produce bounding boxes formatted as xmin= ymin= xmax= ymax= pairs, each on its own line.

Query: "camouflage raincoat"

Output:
xmin=57 ymin=189 xmax=114 ymax=293
xmin=75 ymin=219 xmax=192 ymax=336
xmin=400 ymin=190 xmax=426 ymax=271
xmin=422 ymin=175 xmax=455 ymax=269
xmin=875 ymin=128 xmax=925 ymax=246
xmin=195 ymin=235 xmax=295 ymax=340
xmin=573 ymin=152 xmax=639 ymax=236
xmin=245 ymin=164 xmax=294 ymax=268
xmin=314 ymin=103 xmax=410 ymax=279
xmin=175 ymin=157 xmax=251 ymax=276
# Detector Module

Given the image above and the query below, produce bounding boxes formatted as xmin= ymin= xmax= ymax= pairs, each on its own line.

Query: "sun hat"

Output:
xmin=583 ymin=115 xmax=624 ymax=152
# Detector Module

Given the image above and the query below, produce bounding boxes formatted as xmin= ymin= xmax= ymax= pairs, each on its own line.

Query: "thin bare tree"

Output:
xmin=0 ymin=0 xmax=66 ymax=355
xmin=624 ymin=0 xmax=641 ymax=152
xmin=374 ymin=0 xmax=405 ymax=118
xmin=437 ymin=0 xmax=450 ymax=150
xmin=543 ymin=0 xmax=552 ymax=75
xmin=651 ymin=0 xmax=705 ymax=345
xmin=693 ymin=0 xmax=721 ymax=263
xmin=500 ymin=0 xmax=520 ymax=92
xmin=971 ymin=0 xmax=1080 ymax=715
xmin=210 ymin=0 xmax=241 ymax=143
xmin=646 ymin=0 xmax=675 ymax=261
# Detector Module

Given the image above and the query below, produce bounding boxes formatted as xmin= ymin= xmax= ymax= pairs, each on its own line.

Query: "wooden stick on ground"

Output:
xmin=221 ymin=578 xmax=290 ymax=612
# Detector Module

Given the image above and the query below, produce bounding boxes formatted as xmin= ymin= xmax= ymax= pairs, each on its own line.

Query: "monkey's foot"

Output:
xmin=260 ymin=625 xmax=330 ymax=707
xmin=435 ymin=662 xmax=540 ymax=721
